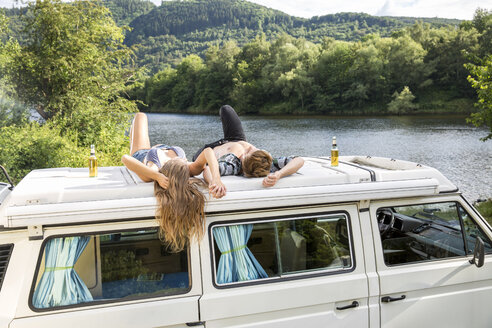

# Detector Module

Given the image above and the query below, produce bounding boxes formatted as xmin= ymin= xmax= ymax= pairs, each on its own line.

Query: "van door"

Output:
xmin=199 ymin=205 xmax=369 ymax=328
xmin=10 ymin=221 xmax=203 ymax=328
xmin=370 ymin=196 xmax=492 ymax=328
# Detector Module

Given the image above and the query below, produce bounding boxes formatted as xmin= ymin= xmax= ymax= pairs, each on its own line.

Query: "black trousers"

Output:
xmin=192 ymin=105 xmax=246 ymax=161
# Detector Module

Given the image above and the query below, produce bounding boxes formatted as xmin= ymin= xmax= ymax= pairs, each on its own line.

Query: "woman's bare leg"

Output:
xmin=129 ymin=112 xmax=151 ymax=155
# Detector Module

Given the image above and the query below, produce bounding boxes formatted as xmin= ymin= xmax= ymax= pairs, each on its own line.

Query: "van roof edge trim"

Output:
xmin=3 ymin=178 xmax=440 ymax=228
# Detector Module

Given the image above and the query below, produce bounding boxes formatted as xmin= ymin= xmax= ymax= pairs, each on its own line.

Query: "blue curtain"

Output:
xmin=214 ymin=224 xmax=268 ymax=284
xmin=33 ymin=236 xmax=93 ymax=308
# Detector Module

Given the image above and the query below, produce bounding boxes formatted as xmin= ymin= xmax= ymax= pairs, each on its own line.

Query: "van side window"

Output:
xmin=212 ymin=214 xmax=353 ymax=286
xmin=31 ymin=229 xmax=189 ymax=310
xmin=458 ymin=205 xmax=492 ymax=254
xmin=377 ymin=202 xmax=492 ymax=266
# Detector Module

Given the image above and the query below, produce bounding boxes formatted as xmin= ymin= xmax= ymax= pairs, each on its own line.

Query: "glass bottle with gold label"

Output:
xmin=331 ymin=136 xmax=339 ymax=167
xmin=89 ymin=144 xmax=98 ymax=177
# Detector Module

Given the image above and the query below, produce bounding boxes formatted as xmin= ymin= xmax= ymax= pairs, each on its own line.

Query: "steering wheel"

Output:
xmin=377 ymin=208 xmax=395 ymax=237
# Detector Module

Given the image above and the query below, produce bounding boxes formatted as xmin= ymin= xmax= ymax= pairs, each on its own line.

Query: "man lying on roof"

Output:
xmin=192 ymin=105 xmax=304 ymax=188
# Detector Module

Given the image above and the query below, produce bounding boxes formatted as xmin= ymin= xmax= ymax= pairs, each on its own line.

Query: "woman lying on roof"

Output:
xmin=121 ymin=112 xmax=225 ymax=252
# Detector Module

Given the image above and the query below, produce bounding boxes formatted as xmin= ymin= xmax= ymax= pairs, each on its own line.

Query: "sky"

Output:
xmin=247 ymin=0 xmax=491 ymax=20
xmin=0 ymin=0 xmax=491 ymax=20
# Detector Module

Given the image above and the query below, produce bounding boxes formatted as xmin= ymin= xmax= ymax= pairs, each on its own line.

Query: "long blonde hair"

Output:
xmin=154 ymin=159 xmax=206 ymax=252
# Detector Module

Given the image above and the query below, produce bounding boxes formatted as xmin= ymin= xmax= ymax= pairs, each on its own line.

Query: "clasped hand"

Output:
xmin=262 ymin=172 xmax=280 ymax=187
xmin=208 ymin=178 xmax=226 ymax=199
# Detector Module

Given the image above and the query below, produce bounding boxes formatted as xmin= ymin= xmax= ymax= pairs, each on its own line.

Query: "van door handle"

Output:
xmin=381 ymin=295 xmax=406 ymax=303
xmin=336 ymin=300 xmax=359 ymax=310
xmin=186 ymin=322 xmax=205 ymax=327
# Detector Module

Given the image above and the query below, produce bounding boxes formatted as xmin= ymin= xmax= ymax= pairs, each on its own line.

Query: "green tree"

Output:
xmin=275 ymin=62 xmax=313 ymax=113
xmin=8 ymin=0 xmax=137 ymax=146
xmin=345 ymin=37 xmax=387 ymax=107
xmin=386 ymin=34 xmax=429 ymax=92
xmin=262 ymin=35 xmax=319 ymax=112
xmin=0 ymin=11 xmax=25 ymax=127
xmin=1 ymin=0 xmax=138 ymax=182
xmin=467 ymin=55 xmax=492 ymax=140
xmin=144 ymin=67 xmax=178 ymax=111
xmin=196 ymin=41 xmax=240 ymax=111
xmin=387 ymin=86 xmax=418 ymax=114
xmin=312 ymin=40 xmax=355 ymax=111
xmin=471 ymin=8 xmax=492 ymax=58
xmin=411 ymin=23 xmax=479 ymax=97
xmin=231 ymin=34 xmax=271 ymax=113
xmin=170 ymin=54 xmax=205 ymax=110
xmin=465 ymin=10 xmax=492 ymax=141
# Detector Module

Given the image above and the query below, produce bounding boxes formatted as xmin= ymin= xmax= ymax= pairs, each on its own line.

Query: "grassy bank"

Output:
xmin=476 ymin=200 xmax=492 ymax=225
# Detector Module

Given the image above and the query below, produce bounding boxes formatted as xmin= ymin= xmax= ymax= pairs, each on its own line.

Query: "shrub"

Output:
xmin=0 ymin=121 xmax=129 ymax=184
xmin=387 ymin=86 xmax=418 ymax=114
xmin=476 ymin=200 xmax=492 ymax=225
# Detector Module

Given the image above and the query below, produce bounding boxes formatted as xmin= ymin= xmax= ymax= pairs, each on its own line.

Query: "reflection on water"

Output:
xmin=147 ymin=113 xmax=492 ymax=201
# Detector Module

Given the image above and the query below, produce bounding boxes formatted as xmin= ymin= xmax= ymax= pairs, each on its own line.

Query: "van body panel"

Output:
xmin=202 ymin=302 xmax=369 ymax=328
xmin=199 ymin=205 xmax=370 ymax=327
xmin=0 ymin=231 xmax=29 ymax=328
xmin=9 ymin=221 xmax=202 ymax=328
xmin=370 ymin=196 xmax=492 ymax=328
xmin=357 ymin=207 xmax=381 ymax=328
xmin=10 ymin=296 xmax=200 ymax=328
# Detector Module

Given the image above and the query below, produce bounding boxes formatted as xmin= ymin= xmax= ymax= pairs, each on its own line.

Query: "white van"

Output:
xmin=0 ymin=156 xmax=491 ymax=328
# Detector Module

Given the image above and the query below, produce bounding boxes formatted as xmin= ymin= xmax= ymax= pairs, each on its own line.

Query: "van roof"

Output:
xmin=0 ymin=156 xmax=457 ymax=229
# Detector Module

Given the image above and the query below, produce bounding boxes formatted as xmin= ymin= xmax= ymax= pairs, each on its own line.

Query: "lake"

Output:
xmin=145 ymin=113 xmax=492 ymax=202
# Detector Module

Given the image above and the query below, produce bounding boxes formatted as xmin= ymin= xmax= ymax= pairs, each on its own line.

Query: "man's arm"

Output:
xmin=121 ymin=155 xmax=168 ymax=189
xmin=263 ymin=157 xmax=304 ymax=187
xmin=189 ymin=147 xmax=226 ymax=198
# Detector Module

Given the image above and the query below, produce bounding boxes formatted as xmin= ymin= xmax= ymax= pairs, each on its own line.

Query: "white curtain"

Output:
xmin=33 ymin=236 xmax=93 ymax=308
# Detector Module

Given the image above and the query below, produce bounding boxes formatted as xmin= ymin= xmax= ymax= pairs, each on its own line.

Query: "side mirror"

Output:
xmin=469 ymin=237 xmax=485 ymax=268
xmin=0 ymin=165 xmax=14 ymax=190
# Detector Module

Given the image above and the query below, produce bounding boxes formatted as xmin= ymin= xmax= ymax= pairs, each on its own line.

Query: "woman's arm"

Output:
xmin=188 ymin=147 xmax=226 ymax=198
xmin=121 ymin=155 xmax=168 ymax=189
xmin=262 ymin=157 xmax=304 ymax=187
xmin=202 ymin=166 xmax=213 ymax=185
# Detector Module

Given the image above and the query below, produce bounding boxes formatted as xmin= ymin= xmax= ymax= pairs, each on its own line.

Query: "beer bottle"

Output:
xmin=89 ymin=144 xmax=98 ymax=177
xmin=331 ymin=136 xmax=339 ymax=167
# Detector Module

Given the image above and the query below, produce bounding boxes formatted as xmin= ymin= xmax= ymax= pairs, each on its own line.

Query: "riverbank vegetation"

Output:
xmin=477 ymin=200 xmax=492 ymax=225
xmin=129 ymin=9 xmax=491 ymax=116
xmin=0 ymin=0 xmax=138 ymax=182
xmin=467 ymin=55 xmax=492 ymax=140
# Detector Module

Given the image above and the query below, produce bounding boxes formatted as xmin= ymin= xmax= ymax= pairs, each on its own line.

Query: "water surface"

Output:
xmin=146 ymin=113 xmax=491 ymax=201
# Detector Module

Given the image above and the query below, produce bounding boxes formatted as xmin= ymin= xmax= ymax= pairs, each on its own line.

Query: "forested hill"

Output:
xmin=125 ymin=0 xmax=459 ymax=43
xmin=124 ymin=0 xmax=295 ymax=45
xmin=3 ymin=0 xmax=461 ymax=71
xmin=103 ymin=0 xmax=155 ymax=26
xmin=110 ymin=0 xmax=459 ymax=71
